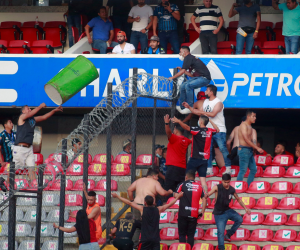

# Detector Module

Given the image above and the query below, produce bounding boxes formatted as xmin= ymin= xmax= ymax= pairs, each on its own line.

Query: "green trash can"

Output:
xmin=44 ymin=55 xmax=99 ymax=105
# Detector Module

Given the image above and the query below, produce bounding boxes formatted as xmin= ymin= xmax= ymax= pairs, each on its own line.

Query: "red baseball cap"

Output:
xmin=117 ymin=31 xmax=127 ymax=40
xmin=197 ymin=91 xmax=206 ymax=100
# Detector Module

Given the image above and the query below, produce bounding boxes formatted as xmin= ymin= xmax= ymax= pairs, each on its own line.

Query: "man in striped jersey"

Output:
xmin=191 ymin=0 xmax=224 ymax=54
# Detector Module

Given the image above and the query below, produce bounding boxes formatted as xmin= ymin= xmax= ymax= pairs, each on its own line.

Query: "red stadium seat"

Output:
xmin=88 ymin=163 xmax=107 ymax=176
xmin=28 ymin=179 xmax=50 ymax=191
xmin=231 ymin=228 xmax=250 ymax=241
xmin=73 ymin=154 xmax=92 ymax=164
xmin=66 ymin=210 xmax=78 ymax=222
xmin=1 ymin=21 xmax=21 ymax=28
xmin=246 ymin=181 xmax=270 ymax=193
xmin=295 ymin=157 xmax=300 ymax=166
xmin=253 ymin=197 xmax=278 ymax=209
xmin=47 ymin=163 xmax=63 ymax=174
xmin=249 ymin=229 xmax=273 ymax=241
xmin=203 ymin=228 xmax=226 ymax=241
xmin=93 ymin=154 xmax=114 ymax=164
xmin=22 ymin=21 xmax=44 ymax=28
xmin=261 ymin=41 xmax=285 ymax=54
xmin=20 ymin=22 xmax=43 ymax=44
xmin=194 ymin=228 xmax=204 ymax=240
xmin=277 ymin=197 xmax=300 ymax=210
xmin=0 ymin=40 xmax=8 ymax=53
xmin=94 ymin=180 xmax=118 ymax=191
xmin=138 ymin=243 xmax=168 ymax=250
xmin=208 ymin=199 xmax=233 ymax=209
xmin=273 ymin=22 xmax=284 ymax=42
xmin=268 ymin=181 xmax=293 ymax=194
xmin=160 ymin=227 xmax=179 ymax=240
xmin=256 ymin=21 xmax=274 ymax=44
xmin=0 ymin=21 xmax=21 ymax=42
xmin=272 ymin=229 xmax=297 ymax=242
xmin=242 ymin=212 xmax=264 ymax=225
xmin=43 ymin=21 xmax=67 ymax=51
xmin=232 ymin=197 xmax=256 ymax=209
xmin=159 ymin=212 xmax=172 ymax=224
xmin=197 ymin=212 xmax=215 ymax=224
xmin=262 ymin=166 xmax=285 ymax=178
xmin=286 ymin=246 xmax=300 ymax=250
xmin=245 ymin=166 xmax=263 ymax=178
xmin=255 ymin=155 xmax=272 ymax=166
xmin=170 ymin=243 xmax=191 ymax=250
xmin=193 ymin=243 xmax=215 ymax=250
xmin=114 ymin=154 xmax=131 ymax=165
xmin=284 ymin=167 xmax=300 ymax=178
xmin=72 ymin=26 xmax=79 ymax=44
xmin=186 ymin=29 xmax=199 ymax=43
xmin=67 ymin=163 xmax=83 ymax=176
xmin=272 ymin=155 xmax=294 ymax=166
xmin=291 ymin=182 xmax=300 ymax=194
xmin=80 ymin=14 xmax=88 ymax=33
xmin=170 ymin=212 xmax=178 ymax=224
xmin=136 ymin=154 xmax=154 ymax=166
xmin=167 ymin=197 xmax=180 ymax=209
xmin=230 ymin=181 xmax=248 ymax=193
xmin=34 ymin=153 xmax=43 ymax=165
xmin=72 ymin=179 xmax=95 ymax=191
xmin=111 ymin=163 xmax=130 ymax=176
xmin=285 ymin=213 xmax=300 ymax=226
xmin=227 ymin=21 xmax=238 ymax=41
xmin=207 ymin=180 xmax=221 ymax=191
xmin=206 ymin=166 xmax=219 ymax=177
xmin=239 ymin=244 xmax=261 ymax=250
xmin=96 ymin=194 xmax=105 ymax=206
xmin=262 ymin=212 xmax=287 ymax=225
xmin=218 ymin=166 xmax=239 ymax=177
xmin=7 ymin=40 xmax=31 ymax=54
xmin=296 ymin=233 xmax=300 ymax=242
xmin=199 ymin=197 xmax=211 ymax=209
xmin=15 ymin=179 xmax=29 ymax=190
xmin=262 ymin=245 xmax=284 ymax=250
xmin=65 ymin=194 xmax=83 ymax=206
xmin=49 ymin=179 xmax=73 ymax=191
xmin=217 ymin=41 xmax=236 ymax=55
xmin=46 ymin=153 xmax=68 ymax=163
xmin=43 ymin=164 xmax=57 ymax=176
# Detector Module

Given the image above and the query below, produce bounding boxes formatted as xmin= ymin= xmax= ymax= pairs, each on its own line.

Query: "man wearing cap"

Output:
xmin=183 ymin=91 xmax=206 ymax=123
xmin=67 ymin=138 xmax=82 ymax=160
xmin=118 ymin=139 xmax=131 ymax=155
xmin=141 ymin=36 xmax=166 ymax=54
xmin=128 ymin=0 xmax=153 ymax=53
xmin=112 ymin=31 xmax=136 ymax=54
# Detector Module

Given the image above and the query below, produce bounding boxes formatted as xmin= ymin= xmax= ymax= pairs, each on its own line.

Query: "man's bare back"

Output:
xmin=231 ymin=126 xmax=240 ymax=148
xmin=238 ymin=122 xmax=253 ymax=147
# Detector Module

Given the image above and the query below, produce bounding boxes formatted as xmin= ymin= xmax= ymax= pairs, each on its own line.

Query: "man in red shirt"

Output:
xmin=163 ymin=114 xmax=192 ymax=195
xmin=172 ymin=115 xmax=219 ymax=194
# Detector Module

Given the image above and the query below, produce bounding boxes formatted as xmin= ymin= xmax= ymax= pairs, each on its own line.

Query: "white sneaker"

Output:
xmin=223 ymin=167 xmax=232 ymax=175
xmin=176 ymin=105 xmax=182 ymax=112
xmin=206 ymin=168 xmax=213 ymax=176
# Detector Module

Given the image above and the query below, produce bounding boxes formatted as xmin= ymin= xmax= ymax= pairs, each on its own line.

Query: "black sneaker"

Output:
xmin=0 ymin=177 xmax=7 ymax=193
xmin=224 ymin=234 xmax=231 ymax=242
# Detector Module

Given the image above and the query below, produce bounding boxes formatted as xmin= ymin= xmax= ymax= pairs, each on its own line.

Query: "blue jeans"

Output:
xmin=130 ymin=31 xmax=148 ymax=53
xmin=285 ymin=36 xmax=300 ymax=54
xmin=237 ymin=146 xmax=257 ymax=185
xmin=179 ymin=77 xmax=211 ymax=107
xmin=79 ymin=242 xmax=100 ymax=250
xmin=158 ymin=30 xmax=180 ymax=54
xmin=215 ymin=209 xmax=243 ymax=250
xmin=207 ymin=132 xmax=231 ymax=169
xmin=67 ymin=13 xmax=81 ymax=47
xmin=236 ymin=32 xmax=254 ymax=54
xmin=92 ymin=40 xmax=118 ymax=54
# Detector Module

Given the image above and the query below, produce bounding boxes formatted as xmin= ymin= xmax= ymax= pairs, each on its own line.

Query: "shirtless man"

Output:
xmin=182 ymin=91 xmax=206 ymax=123
xmin=236 ymin=110 xmax=264 ymax=185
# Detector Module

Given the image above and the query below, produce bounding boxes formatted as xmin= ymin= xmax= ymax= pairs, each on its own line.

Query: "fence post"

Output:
xmin=151 ymin=99 xmax=157 ymax=169
xmin=35 ymin=165 xmax=44 ymax=250
xmin=58 ymin=139 xmax=67 ymax=250
xmin=171 ymin=68 xmax=179 ymax=131
xmin=106 ymin=82 xmax=113 ymax=242
xmin=131 ymin=68 xmax=138 ymax=183
xmin=83 ymin=114 xmax=90 ymax=209
xmin=8 ymin=162 xmax=16 ymax=250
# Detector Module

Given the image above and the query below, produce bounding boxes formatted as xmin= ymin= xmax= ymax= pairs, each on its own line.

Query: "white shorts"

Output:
xmin=13 ymin=145 xmax=35 ymax=168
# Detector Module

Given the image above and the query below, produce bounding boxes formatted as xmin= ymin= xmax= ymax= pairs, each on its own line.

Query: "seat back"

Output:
xmin=44 ymin=21 xmax=66 ymax=28
xmin=160 ymin=227 xmax=179 ymax=240
xmin=23 ymin=209 xmax=46 ymax=222
xmin=73 ymin=153 xmax=92 ymax=164
xmin=167 ymin=197 xmax=180 ymax=209
xmin=277 ymin=197 xmax=300 ymax=209
xmin=199 ymin=197 xmax=211 ymax=209
xmin=231 ymin=228 xmax=251 ymax=241
xmin=0 ymin=224 xmax=8 ymax=236
xmin=65 ymin=194 xmax=83 ymax=206
xmin=34 ymin=153 xmax=43 ymax=165
xmin=197 ymin=212 xmax=215 ymax=224
xmin=217 ymin=42 xmax=236 ymax=55
xmin=72 ymin=26 xmax=79 ymax=43
xmin=249 ymin=229 xmax=273 ymax=241
xmin=96 ymin=194 xmax=105 ymax=206
xmin=194 ymin=228 xmax=204 ymax=240
xmin=1 ymin=207 xmax=23 ymax=221
xmin=72 ymin=179 xmax=95 ymax=191
xmin=114 ymin=154 xmax=132 ymax=164
xmin=45 ymin=209 xmax=68 ymax=222
xmin=49 ymin=179 xmax=73 ymax=191
xmin=136 ymin=154 xmax=154 ymax=165
xmin=188 ymin=23 xmax=200 ymax=30
xmin=207 ymin=180 xmax=221 ymax=191
xmin=93 ymin=154 xmax=114 ymax=163
xmin=186 ymin=29 xmax=199 ymax=43
xmin=67 ymin=163 xmax=84 ymax=175
xmin=44 ymin=27 xmax=66 ymax=47
xmin=268 ymin=181 xmax=293 ymax=194
xmin=32 ymin=40 xmax=53 ymax=47
xmin=263 ymin=212 xmax=287 ymax=225
xmin=286 ymin=247 xmax=300 ymax=250
xmin=296 ymin=157 xmax=300 ymax=166
xmin=262 ymin=245 xmax=284 ymax=250
xmin=192 ymin=243 xmax=215 ymax=250
xmin=239 ymin=244 xmax=261 ymax=250
xmin=245 ymin=166 xmax=263 ymax=178
xmin=1 ymin=21 xmax=21 ymax=28
xmin=88 ymin=163 xmax=107 ymax=176
xmin=159 ymin=212 xmax=172 ymax=224
xmin=284 ymin=167 xmax=300 ymax=178
xmin=43 ymin=193 xmax=60 ymax=206
xmin=94 ymin=179 xmax=118 ymax=191
xmin=18 ymin=240 xmax=36 ymax=250
xmin=42 ymin=240 xmax=58 ymax=250
xmin=0 ymin=241 xmax=18 ymax=250
xmin=254 ymin=196 xmax=278 ymax=209
xmin=0 ymin=28 xmax=20 ymax=42
xmin=22 ymin=21 xmax=44 ymax=28
xmin=272 ymin=229 xmax=297 ymax=241
xmin=15 ymin=178 xmax=29 ymax=190
xmin=242 ymin=212 xmax=264 ymax=225
xmin=80 ymin=14 xmax=89 ymax=32
xmin=111 ymin=163 xmax=130 ymax=175
xmin=232 ymin=197 xmax=256 ymax=209
xmin=229 ymin=21 xmax=239 ymax=28
xmin=254 ymin=155 xmax=272 ymax=166
xmin=286 ymin=213 xmax=300 ymax=225
xmin=262 ymin=166 xmax=285 ymax=178
xmin=16 ymin=223 xmax=31 ymax=236
xmin=230 ymin=181 xmax=248 ymax=193
xmin=272 ymin=154 xmax=294 ymax=166
xmin=203 ymin=228 xmax=226 ymax=240
xmin=246 ymin=181 xmax=270 ymax=193
xmin=46 ymin=153 xmax=68 ymax=163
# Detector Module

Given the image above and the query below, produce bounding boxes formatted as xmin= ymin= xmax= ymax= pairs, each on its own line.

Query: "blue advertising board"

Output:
xmin=0 ymin=55 xmax=300 ymax=108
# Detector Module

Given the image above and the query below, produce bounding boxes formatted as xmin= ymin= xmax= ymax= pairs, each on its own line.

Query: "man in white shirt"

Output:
xmin=112 ymin=31 xmax=136 ymax=54
xmin=128 ymin=0 xmax=153 ymax=53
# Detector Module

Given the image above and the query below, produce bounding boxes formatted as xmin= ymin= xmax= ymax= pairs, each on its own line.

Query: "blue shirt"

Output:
xmin=87 ymin=17 xmax=114 ymax=41
xmin=0 ymin=130 xmax=16 ymax=162
xmin=279 ymin=3 xmax=300 ymax=36
xmin=154 ymin=4 xmax=179 ymax=31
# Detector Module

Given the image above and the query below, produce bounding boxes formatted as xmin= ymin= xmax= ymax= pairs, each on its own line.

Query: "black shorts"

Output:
xmin=186 ymin=158 xmax=208 ymax=177
xmin=140 ymin=241 xmax=160 ymax=250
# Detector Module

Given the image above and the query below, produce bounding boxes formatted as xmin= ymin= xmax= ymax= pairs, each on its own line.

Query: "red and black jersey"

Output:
xmin=190 ymin=126 xmax=216 ymax=160
xmin=176 ymin=180 xmax=204 ymax=218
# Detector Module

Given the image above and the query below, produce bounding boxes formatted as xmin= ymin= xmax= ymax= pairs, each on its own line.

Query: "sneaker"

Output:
xmin=176 ymin=105 xmax=182 ymax=112
xmin=223 ymin=167 xmax=232 ymax=175
xmin=176 ymin=106 xmax=191 ymax=115
xmin=224 ymin=234 xmax=231 ymax=242
xmin=0 ymin=177 xmax=7 ymax=193
xmin=206 ymin=168 xmax=213 ymax=176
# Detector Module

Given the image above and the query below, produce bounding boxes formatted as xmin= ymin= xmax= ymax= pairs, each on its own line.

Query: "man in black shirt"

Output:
xmin=169 ymin=46 xmax=211 ymax=114
xmin=174 ymin=170 xmax=206 ymax=247
xmin=110 ymin=212 xmax=141 ymax=250
xmin=112 ymin=191 xmax=183 ymax=250
xmin=141 ymin=36 xmax=166 ymax=54
xmin=205 ymin=174 xmax=250 ymax=250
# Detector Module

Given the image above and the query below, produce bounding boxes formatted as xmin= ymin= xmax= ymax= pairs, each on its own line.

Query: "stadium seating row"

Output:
xmin=0 ymin=240 xmax=59 ymax=250
xmin=0 ymin=40 xmax=54 ymax=54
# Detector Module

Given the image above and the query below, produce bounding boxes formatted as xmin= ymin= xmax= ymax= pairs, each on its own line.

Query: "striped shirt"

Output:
xmin=193 ymin=5 xmax=222 ymax=33
xmin=0 ymin=130 xmax=16 ymax=162
xmin=154 ymin=4 xmax=179 ymax=31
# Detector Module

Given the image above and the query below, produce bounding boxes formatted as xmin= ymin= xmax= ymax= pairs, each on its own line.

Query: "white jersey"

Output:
xmin=203 ymin=97 xmax=226 ymax=133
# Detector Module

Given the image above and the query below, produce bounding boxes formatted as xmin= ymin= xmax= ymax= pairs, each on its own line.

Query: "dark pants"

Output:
xmin=67 ymin=13 xmax=81 ymax=47
xmin=186 ymin=158 xmax=208 ymax=177
xmin=177 ymin=16 xmax=185 ymax=45
xmin=130 ymin=31 xmax=148 ymax=53
xmin=199 ymin=32 xmax=218 ymax=54
xmin=113 ymin=238 xmax=134 ymax=250
xmin=140 ymin=241 xmax=160 ymax=250
xmin=178 ymin=215 xmax=197 ymax=247
xmin=158 ymin=30 xmax=180 ymax=54
xmin=113 ymin=16 xmax=132 ymax=42
xmin=163 ymin=165 xmax=185 ymax=202
xmin=214 ymin=209 xmax=243 ymax=250
xmin=132 ymin=208 xmax=142 ymax=248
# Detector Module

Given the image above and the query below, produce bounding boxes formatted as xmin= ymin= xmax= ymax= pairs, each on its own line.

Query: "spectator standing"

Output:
xmin=85 ymin=6 xmax=118 ymax=54
xmin=118 ymin=139 xmax=131 ymax=155
xmin=191 ymin=0 xmax=224 ymax=54
xmin=112 ymin=31 xmax=136 ymax=54
xmin=170 ymin=0 xmax=186 ymax=45
xmin=141 ymin=36 xmax=166 ymax=54
xmin=153 ymin=0 xmax=181 ymax=54
xmin=106 ymin=0 xmax=133 ymax=41
xmin=205 ymin=174 xmax=250 ymax=250
xmin=272 ymin=0 xmax=300 ymax=54
xmin=154 ymin=144 xmax=165 ymax=182
xmin=128 ymin=0 xmax=153 ymax=53
xmin=175 ymin=170 xmax=206 ymax=248
xmin=163 ymin=114 xmax=191 ymax=194
xmin=228 ymin=0 xmax=261 ymax=54
xmin=237 ymin=110 xmax=264 ymax=185
xmin=169 ymin=46 xmax=211 ymax=115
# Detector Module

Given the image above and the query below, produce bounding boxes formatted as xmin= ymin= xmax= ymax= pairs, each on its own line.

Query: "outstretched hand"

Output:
xmin=164 ymin=114 xmax=171 ymax=124
xmin=171 ymin=117 xmax=180 ymax=123
xmin=177 ymin=192 xmax=184 ymax=198
xmin=112 ymin=193 xmax=118 ymax=198
xmin=69 ymin=211 xmax=76 ymax=218
xmin=182 ymin=102 xmax=190 ymax=109
xmin=54 ymin=106 xmax=63 ymax=112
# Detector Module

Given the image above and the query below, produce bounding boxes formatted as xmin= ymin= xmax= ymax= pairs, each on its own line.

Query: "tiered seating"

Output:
xmin=249 ymin=229 xmax=273 ymax=241
xmin=230 ymin=228 xmax=250 ymax=241
xmin=193 ymin=243 xmax=215 ymax=250
xmin=242 ymin=212 xmax=264 ymax=225
xmin=268 ymin=181 xmax=293 ymax=194
xmin=186 ymin=23 xmax=199 ymax=43
xmin=160 ymin=227 xmax=179 ymax=240
xmin=262 ymin=212 xmax=287 ymax=225
xmin=232 ymin=197 xmax=256 ymax=209
xmin=94 ymin=179 xmax=118 ymax=191
xmin=88 ymin=163 xmax=107 ymax=176
xmin=230 ymin=181 xmax=248 ymax=193
xmin=262 ymin=166 xmax=285 ymax=178
xmin=246 ymin=181 xmax=271 ymax=193
xmin=217 ymin=41 xmax=236 ymax=55
xmin=170 ymin=243 xmax=191 ymax=250
xmin=218 ymin=166 xmax=239 ymax=177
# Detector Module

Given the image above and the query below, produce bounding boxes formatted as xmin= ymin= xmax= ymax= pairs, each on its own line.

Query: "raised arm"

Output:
xmin=127 ymin=181 xmax=137 ymax=201
xmin=226 ymin=129 xmax=235 ymax=153
xmin=171 ymin=117 xmax=190 ymax=131
xmin=272 ymin=0 xmax=280 ymax=10
xmin=35 ymin=106 xmax=63 ymax=123
xmin=228 ymin=3 xmax=239 ymax=18
xmin=233 ymin=192 xmax=251 ymax=215
xmin=164 ymin=114 xmax=172 ymax=139
xmin=204 ymin=185 xmax=218 ymax=199
xmin=20 ymin=103 xmax=45 ymax=121
xmin=156 ymin=181 xmax=173 ymax=197
xmin=112 ymin=193 xmax=143 ymax=212
xmin=209 ymin=118 xmax=220 ymax=133
xmin=158 ymin=192 xmax=183 ymax=213
xmin=53 ymin=223 xmax=76 ymax=233
xmin=82 ymin=183 xmax=88 ymax=201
